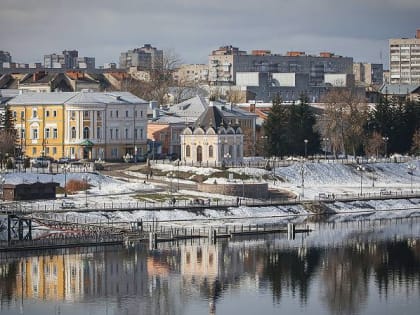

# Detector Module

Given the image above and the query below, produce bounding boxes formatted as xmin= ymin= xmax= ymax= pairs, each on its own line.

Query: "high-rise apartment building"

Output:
xmin=389 ymin=29 xmax=420 ymax=84
xmin=43 ymin=50 xmax=95 ymax=69
xmin=0 ymin=51 xmax=12 ymax=65
xmin=119 ymin=44 xmax=163 ymax=70
xmin=353 ymin=62 xmax=383 ymax=86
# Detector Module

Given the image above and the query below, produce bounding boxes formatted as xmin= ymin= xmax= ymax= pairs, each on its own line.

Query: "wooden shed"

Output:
xmin=3 ymin=182 xmax=59 ymax=201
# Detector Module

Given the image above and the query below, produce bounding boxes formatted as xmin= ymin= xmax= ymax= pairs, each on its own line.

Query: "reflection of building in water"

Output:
xmin=16 ymin=255 xmax=66 ymax=300
xmin=181 ymin=244 xmax=218 ymax=278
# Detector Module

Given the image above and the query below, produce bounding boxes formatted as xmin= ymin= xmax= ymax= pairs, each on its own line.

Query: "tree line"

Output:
xmin=263 ymin=88 xmax=420 ymax=158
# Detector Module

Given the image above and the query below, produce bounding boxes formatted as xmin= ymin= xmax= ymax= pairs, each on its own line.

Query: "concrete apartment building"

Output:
xmin=208 ymin=46 xmax=353 ymax=86
xmin=119 ymin=44 xmax=163 ymax=70
xmin=0 ymin=51 xmax=12 ymax=66
xmin=173 ymin=64 xmax=209 ymax=84
xmin=44 ymin=50 xmax=96 ymax=69
xmin=389 ymin=29 xmax=420 ymax=84
xmin=353 ymin=63 xmax=384 ymax=86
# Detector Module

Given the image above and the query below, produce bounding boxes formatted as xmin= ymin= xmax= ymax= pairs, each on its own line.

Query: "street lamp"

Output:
xmin=382 ymin=136 xmax=389 ymax=158
xmin=300 ymin=159 xmax=305 ymax=198
xmin=357 ymin=165 xmax=365 ymax=195
xmin=304 ymin=139 xmax=308 ymax=158
xmin=176 ymin=160 xmax=180 ymax=191
xmin=261 ymin=135 xmax=268 ymax=158
xmin=241 ymin=171 xmax=245 ymax=199
xmin=83 ymin=174 xmax=90 ymax=207
xmin=152 ymin=139 xmax=155 ymax=162
xmin=408 ymin=163 xmax=417 ymax=193
xmin=167 ymin=171 xmax=173 ymax=196
xmin=322 ymin=138 xmax=329 ymax=160
xmin=368 ymin=158 xmax=376 ymax=187
xmin=61 ymin=164 xmax=70 ymax=197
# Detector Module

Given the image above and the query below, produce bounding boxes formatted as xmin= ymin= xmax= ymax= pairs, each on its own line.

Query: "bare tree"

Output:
xmin=318 ymin=88 xmax=368 ymax=157
xmin=411 ymin=129 xmax=420 ymax=155
xmin=365 ymin=131 xmax=383 ymax=158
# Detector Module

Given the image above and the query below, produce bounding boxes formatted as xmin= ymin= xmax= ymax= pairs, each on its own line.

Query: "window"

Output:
xmin=83 ymin=127 xmax=90 ymax=139
xmin=110 ymin=111 xmax=113 ymax=118
xmin=32 ymin=129 xmax=38 ymax=139
xmin=45 ymin=147 xmax=50 ymax=154
xmin=53 ymin=110 xmax=57 ymax=117
xmin=97 ymin=127 xmax=101 ymax=139
xmin=186 ymin=145 xmax=191 ymax=157
xmin=21 ymin=129 xmax=25 ymax=139
xmin=53 ymin=128 xmax=58 ymax=139
xmin=33 ymin=110 xmax=37 ymax=118
xmin=45 ymin=111 xmax=50 ymax=118
xmin=52 ymin=147 xmax=57 ymax=154
xmin=71 ymin=127 xmax=76 ymax=139
xmin=110 ymin=129 xmax=113 ymax=139
xmin=20 ymin=111 xmax=25 ymax=120
xmin=13 ymin=111 xmax=17 ymax=119
xmin=125 ymin=110 xmax=129 ymax=118
xmin=125 ymin=128 xmax=128 ymax=139
xmin=45 ymin=128 xmax=50 ymax=138
xmin=209 ymin=145 xmax=214 ymax=158
xmin=140 ymin=110 xmax=143 ymax=117
xmin=83 ymin=111 xmax=90 ymax=119
xmin=116 ymin=110 xmax=119 ymax=118
xmin=134 ymin=128 xmax=138 ymax=139
xmin=97 ymin=111 xmax=101 ymax=119
xmin=111 ymin=148 xmax=118 ymax=158
xmin=71 ymin=111 xmax=76 ymax=120
xmin=140 ymin=129 xmax=143 ymax=139
xmin=115 ymin=129 xmax=119 ymax=139
xmin=32 ymin=148 xmax=36 ymax=155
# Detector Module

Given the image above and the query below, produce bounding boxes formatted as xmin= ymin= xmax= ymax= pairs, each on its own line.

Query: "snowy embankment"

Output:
xmin=2 ymin=159 xmax=420 ymax=224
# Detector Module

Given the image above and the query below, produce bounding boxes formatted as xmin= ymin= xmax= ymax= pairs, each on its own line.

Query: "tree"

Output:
xmin=364 ymin=131 xmax=383 ymax=158
xmin=320 ymin=88 xmax=368 ymax=157
xmin=288 ymin=94 xmax=320 ymax=156
xmin=0 ymin=105 xmax=16 ymax=158
xmin=263 ymin=94 xmax=290 ymax=157
xmin=411 ymin=129 xmax=420 ymax=155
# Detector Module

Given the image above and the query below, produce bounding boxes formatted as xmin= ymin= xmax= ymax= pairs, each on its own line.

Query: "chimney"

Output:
xmin=417 ymin=29 xmax=420 ymax=39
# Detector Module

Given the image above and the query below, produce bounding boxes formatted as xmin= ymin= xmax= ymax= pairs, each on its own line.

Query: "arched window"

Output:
xmin=186 ymin=145 xmax=191 ymax=157
xmin=71 ymin=127 xmax=76 ymax=139
xmin=208 ymin=145 xmax=214 ymax=158
xmin=83 ymin=127 xmax=90 ymax=139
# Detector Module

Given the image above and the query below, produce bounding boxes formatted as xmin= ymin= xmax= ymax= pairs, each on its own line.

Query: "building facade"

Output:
xmin=119 ymin=44 xmax=163 ymax=70
xmin=389 ymin=29 xmax=420 ymax=84
xmin=180 ymin=104 xmax=244 ymax=165
xmin=8 ymin=91 xmax=148 ymax=161
xmin=353 ymin=62 xmax=384 ymax=86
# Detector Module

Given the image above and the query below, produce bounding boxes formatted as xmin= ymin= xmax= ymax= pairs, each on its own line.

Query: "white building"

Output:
xmin=389 ymin=29 xmax=420 ymax=84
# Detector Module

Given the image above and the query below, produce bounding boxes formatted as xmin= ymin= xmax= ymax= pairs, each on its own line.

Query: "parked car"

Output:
xmin=58 ymin=157 xmax=70 ymax=164
xmin=30 ymin=157 xmax=49 ymax=168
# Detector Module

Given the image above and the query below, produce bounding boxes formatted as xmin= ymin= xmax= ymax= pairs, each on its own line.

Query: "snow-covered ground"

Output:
xmin=1 ymin=159 xmax=420 ymax=225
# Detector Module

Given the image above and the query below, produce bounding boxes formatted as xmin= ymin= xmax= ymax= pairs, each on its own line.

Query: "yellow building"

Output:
xmin=8 ymin=91 xmax=148 ymax=161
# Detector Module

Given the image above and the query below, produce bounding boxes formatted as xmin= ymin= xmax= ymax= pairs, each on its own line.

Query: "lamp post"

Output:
xmin=152 ymin=139 xmax=155 ymax=162
xmin=83 ymin=174 xmax=89 ymax=207
xmin=322 ymin=138 xmax=329 ymax=160
xmin=61 ymin=164 xmax=70 ymax=197
xmin=382 ymin=136 xmax=389 ymax=159
xmin=177 ymin=160 xmax=180 ymax=191
xmin=261 ymin=135 xmax=268 ymax=158
xmin=241 ymin=171 xmax=245 ymax=200
xmin=304 ymin=139 xmax=308 ymax=158
xmin=300 ymin=159 xmax=305 ymax=198
xmin=357 ymin=165 xmax=365 ymax=195
xmin=368 ymin=158 xmax=376 ymax=187
xmin=167 ymin=171 xmax=173 ymax=197
xmin=408 ymin=163 xmax=416 ymax=193
xmin=1 ymin=174 xmax=5 ymax=201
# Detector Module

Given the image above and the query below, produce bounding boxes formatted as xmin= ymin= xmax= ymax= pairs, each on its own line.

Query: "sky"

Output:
xmin=1 ymin=0 xmax=420 ymax=68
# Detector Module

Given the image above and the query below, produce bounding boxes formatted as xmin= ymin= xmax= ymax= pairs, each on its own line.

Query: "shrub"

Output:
xmin=66 ymin=179 xmax=89 ymax=193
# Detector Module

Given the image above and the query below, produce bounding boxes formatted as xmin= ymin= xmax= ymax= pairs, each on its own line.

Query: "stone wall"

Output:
xmin=198 ymin=181 xmax=268 ymax=198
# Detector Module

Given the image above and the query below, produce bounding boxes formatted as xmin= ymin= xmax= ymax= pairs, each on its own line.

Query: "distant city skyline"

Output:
xmin=1 ymin=0 xmax=420 ymax=68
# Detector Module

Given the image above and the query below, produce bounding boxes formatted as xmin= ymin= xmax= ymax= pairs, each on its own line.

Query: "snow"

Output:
xmin=1 ymin=159 xmax=420 ymax=226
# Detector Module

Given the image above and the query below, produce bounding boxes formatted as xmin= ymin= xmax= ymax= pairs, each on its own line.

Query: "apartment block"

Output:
xmin=119 ymin=44 xmax=163 ymax=70
xmin=353 ymin=62 xmax=383 ymax=86
xmin=389 ymin=29 xmax=420 ymax=84
xmin=173 ymin=64 xmax=209 ymax=84
xmin=0 ymin=51 xmax=12 ymax=65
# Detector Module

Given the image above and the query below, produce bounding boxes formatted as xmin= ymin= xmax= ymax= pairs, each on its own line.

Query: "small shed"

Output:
xmin=3 ymin=182 xmax=59 ymax=201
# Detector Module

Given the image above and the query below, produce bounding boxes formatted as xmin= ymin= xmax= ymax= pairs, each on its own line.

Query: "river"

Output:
xmin=1 ymin=216 xmax=420 ymax=315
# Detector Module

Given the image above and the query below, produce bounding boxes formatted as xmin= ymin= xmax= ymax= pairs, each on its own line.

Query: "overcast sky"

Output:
xmin=1 ymin=0 xmax=420 ymax=68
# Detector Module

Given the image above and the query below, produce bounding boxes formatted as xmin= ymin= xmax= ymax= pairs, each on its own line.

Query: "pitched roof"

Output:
xmin=194 ymin=105 xmax=226 ymax=128
xmin=379 ymin=84 xmax=420 ymax=95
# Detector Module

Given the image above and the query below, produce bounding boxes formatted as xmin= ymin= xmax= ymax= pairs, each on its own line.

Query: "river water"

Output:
xmin=1 ymin=217 xmax=420 ymax=315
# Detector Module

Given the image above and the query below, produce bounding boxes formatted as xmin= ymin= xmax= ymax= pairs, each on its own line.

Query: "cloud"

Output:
xmin=0 ymin=0 xmax=419 ymax=66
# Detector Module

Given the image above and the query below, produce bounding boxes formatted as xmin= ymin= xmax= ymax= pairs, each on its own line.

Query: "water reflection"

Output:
xmin=0 ymin=218 xmax=419 ymax=315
